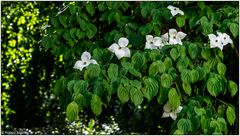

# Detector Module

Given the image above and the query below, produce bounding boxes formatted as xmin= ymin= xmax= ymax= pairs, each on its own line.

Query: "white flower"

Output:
xmin=145 ymin=35 xmax=164 ymax=49
xmin=108 ymin=37 xmax=131 ymax=59
xmin=161 ymin=102 xmax=183 ymax=120
xmin=217 ymin=32 xmax=233 ymax=46
xmin=208 ymin=34 xmax=224 ymax=50
xmin=73 ymin=51 xmax=98 ymax=71
xmin=169 ymin=29 xmax=187 ymax=45
xmin=167 ymin=5 xmax=184 ymax=17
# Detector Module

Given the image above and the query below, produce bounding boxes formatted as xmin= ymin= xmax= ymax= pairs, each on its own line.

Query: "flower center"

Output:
xmin=150 ymin=41 xmax=154 ymax=44
xmin=118 ymin=47 xmax=122 ymax=50
xmin=223 ymin=37 xmax=226 ymax=40
xmin=83 ymin=62 xmax=87 ymax=65
xmin=173 ymin=36 xmax=176 ymax=39
xmin=174 ymin=8 xmax=177 ymax=11
xmin=215 ymin=39 xmax=218 ymax=43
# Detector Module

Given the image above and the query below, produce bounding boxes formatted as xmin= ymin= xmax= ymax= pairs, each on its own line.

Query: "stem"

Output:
xmin=216 ymin=98 xmax=229 ymax=105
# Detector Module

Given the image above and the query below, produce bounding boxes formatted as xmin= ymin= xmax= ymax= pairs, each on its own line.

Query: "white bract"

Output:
xmin=108 ymin=37 xmax=131 ymax=59
xmin=217 ymin=32 xmax=233 ymax=46
xmin=145 ymin=35 xmax=164 ymax=49
xmin=208 ymin=34 xmax=223 ymax=50
xmin=161 ymin=102 xmax=183 ymax=120
xmin=73 ymin=51 xmax=98 ymax=71
xmin=168 ymin=29 xmax=187 ymax=45
xmin=167 ymin=5 xmax=184 ymax=17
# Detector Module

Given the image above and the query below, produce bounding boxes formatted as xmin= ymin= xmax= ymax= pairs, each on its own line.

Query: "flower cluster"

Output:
xmin=145 ymin=29 xmax=187 ymax=49
xmin=161 ymin=102 xmax=183 ymax=120
xmin=208 ymin=32 xmax=233 ymax=50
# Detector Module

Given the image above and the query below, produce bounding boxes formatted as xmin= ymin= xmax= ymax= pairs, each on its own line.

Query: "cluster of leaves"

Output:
xmin=42 ymin=1 xmax=238 ymax=134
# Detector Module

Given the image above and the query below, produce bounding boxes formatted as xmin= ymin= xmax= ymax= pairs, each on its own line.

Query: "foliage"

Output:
xmin=40 ymin=1 xmax=238 ymax=134
xmin=1 ymin=1 xmax=68 ymax=131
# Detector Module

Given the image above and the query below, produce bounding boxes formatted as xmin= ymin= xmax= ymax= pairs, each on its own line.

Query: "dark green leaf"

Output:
xmin=108 ymin=64 xmax=119 ymax=79
xmin=86 ymin=2 xmax=95 ymax=16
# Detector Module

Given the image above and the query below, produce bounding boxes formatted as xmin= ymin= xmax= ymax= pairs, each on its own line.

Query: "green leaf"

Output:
xmin=110 ymin=77 xmax=121 ymax=94
xmin=73 ymin=80 xmax=88 ymax=95
xmin=177 ymin=56 xmax=189 ymax=72
xmin=194 ymin=107 xmax=206 ymax=116
xmin=74 ymin=94 xmax=83 ymax=111
xmin=131 ymin=52 xmax=146 ymax=70
xmin=66 ymin=101 xmax=79 ymax=122
xmin=67 ymin=80 xmax=77 ymax=94
xmin=86 ymin=23 xmax=97 ymax=39
xmin=140 ymin=23 xmax=153 ymax=35
xmin=129 ymin=68 xmax=142 ymax=78
xmin=114 ymin=12 xmax=121 ymax=23
xmin=217 ymin=62 xmax=226 ymax=76
xmin=93 ymin=79 xmax=104 ymax=97
xmin=58 ymin=15 xmax=68 ymax=28
xmin=160 ymin=73 xmax=173 ymax=88
xmin=176 ymin=16 xmax=186 ymax=27
xmin=168 ymin=88 xmax=180 ymax=110
xmin=130 ymin=80 xmax=142 ymax=90
xmin=121 ymin=61 xmax=132 ymax=70
xmin=76 ymin=29 xmax=85 ymax=39
xmin=51 ymin=17 xmax=60 ymax=27
xmin=226 ymin=106 xmax=236 ymax=126
xmin=86 ymin=2 xmax=95 ymax=16
xmin=201 ymin=48 xmax=211 ymax=60
xmin=130 ymin=87 xmax=143 ymax=106
xmin=177 ymin=118 xmax=192 ymax=134
xmin=53 ymin=76 xmax=65 ymax=96
xmin=228 ymin=80 xmax=238 ymax=97
xmin=108 ymin=11 xmax=115 ymax=24
xmin=142 ymin=78 xmax=159 ymax=101
xmin=206 ymin=77 xmax=221 ymax=97
xmin=181 ymin=69 xmax=192 ymax=84
xmin=191 ymin=69 xmax=199 ymax=83
xmin=108 ymin=64 xmax=119 ymax=79
xmin=84 ymin=64 xmax=101 ymax=79
xmin=229 ymin=23 xmax=238 ymax=38
xmin=91 ymin=94 xmax=102 ymax=116
xmin=182 ymin=83 xmax=192 ymax=96
xmin=188 ymin=43 xmax=199 ymax=60
xmin=157 ymin=87 xmax=170 ymax=105
xmin=117 ymin=84 xmax=129 ymax=103
xmin=164 ymin=57 xmax=172 ymax=70
xmin=196 ymin=66 xmax=207 ymax=80
xmin=170 ymin=48 xmax=179 ymax=61
xmin=178 ymin=45 xmax=187 ymax=57
xmin=69 ymin=4 xmax=77 ymax=15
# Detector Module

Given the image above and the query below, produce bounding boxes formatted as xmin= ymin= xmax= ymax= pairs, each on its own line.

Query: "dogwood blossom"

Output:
xmin=145 ymin=35 xmax=164 ymax=49
xmin=73 ymin=51 xmax=98 ymax=71
xmin=168 ymin=29 xmax=187 ymax=45
xmin=167 ymin=5 xmax=184 ymax=17
xmin=108 ymin=37 xmax=131 ymax=59
xmin=217 ymin=32 xmax=233 ymax=46
xmin=161 ymin=102 xmax=183 ymax=120
xmin=208 ymin=34 xmax=223 ymax=50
